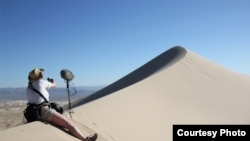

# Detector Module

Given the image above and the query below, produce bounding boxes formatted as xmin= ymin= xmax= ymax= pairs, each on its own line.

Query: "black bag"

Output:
xmin=50 ymin=102 xmax=64 ymax=114
xmin=23 ymin=104 xmax=41 ymax=122
xmin=24 ymin=83 xmax=63 ymax=123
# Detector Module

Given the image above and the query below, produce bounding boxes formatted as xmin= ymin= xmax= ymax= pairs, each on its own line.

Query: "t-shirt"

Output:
xmin=26 ymin=79 xmax=52 ymax=104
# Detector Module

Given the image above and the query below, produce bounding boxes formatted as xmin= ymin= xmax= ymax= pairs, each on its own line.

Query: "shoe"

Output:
xmin=86 ymin=133 xmax=98 ymax=141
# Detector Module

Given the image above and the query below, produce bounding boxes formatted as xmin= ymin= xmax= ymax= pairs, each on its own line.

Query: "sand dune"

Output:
xmin=0 ymin=46 xmax=250 ymax=141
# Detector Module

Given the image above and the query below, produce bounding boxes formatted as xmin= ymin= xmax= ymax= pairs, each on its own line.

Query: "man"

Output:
xmin=26 ymin=68 xmax=97 ymax=141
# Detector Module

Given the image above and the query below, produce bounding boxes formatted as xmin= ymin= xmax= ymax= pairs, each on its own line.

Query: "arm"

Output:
xmin=50 ymin=82 xmax=57 ymax=88
xmin=47 ymin=77 xmax=56 ymax=88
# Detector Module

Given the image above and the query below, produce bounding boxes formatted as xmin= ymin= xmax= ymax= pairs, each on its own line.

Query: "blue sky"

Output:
xmin=1 ymin=0 xmax=249 ymax=88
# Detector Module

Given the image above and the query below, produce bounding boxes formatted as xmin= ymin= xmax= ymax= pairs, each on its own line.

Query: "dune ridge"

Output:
xmin=0 ymin=46 xmax=250 ymax=141
xmin=72 ymin=46 xmax=250 ymax=141
xmin=72 ymin=46 xmax=187 ymax=107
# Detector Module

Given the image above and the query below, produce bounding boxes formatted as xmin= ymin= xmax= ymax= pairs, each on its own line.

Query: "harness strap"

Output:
xmin=27 ymin=102 xmax=49 ymax=108
xmin=28 ymin=82 xmax=49 ymax=103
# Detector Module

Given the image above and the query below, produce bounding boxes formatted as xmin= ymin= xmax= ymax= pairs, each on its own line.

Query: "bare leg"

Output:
xmin=48 ymin=112 xmax=86 ymax=140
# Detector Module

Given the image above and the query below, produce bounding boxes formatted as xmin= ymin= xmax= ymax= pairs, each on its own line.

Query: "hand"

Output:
xmin=47 ymin=77 xmax=54 ymax=83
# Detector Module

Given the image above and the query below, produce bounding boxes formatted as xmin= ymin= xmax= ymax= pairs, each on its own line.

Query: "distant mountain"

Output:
xmin=0 ymin=88 xmax=26 ymax=101
xmin=0 ymin=86 xmax=104 ymax=102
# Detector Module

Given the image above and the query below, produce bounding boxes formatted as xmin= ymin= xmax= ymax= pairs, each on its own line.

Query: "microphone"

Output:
xmin=60 ymin=69 xmax=74 ymax=81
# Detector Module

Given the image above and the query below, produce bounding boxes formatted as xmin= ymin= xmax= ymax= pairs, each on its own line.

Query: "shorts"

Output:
xmin=40 ymin=105 xmax=56 ymax=121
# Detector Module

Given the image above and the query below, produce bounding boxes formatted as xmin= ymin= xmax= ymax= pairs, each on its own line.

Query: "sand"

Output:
xmin=0 ymin=101 xmax=68 ymax=131
xmin=0 ymin=101 xmax=26 ymax=131
xmin=0 ymin=46 xmax=250 ymax=141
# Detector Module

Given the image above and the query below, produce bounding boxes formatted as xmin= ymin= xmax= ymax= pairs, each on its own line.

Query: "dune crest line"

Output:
xmin=72 ymin=46 xmax=187 ymax=107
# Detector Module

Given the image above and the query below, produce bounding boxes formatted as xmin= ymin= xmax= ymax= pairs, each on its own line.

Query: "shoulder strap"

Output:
xmin=28 ymin=82 xmax=49 ymax=103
